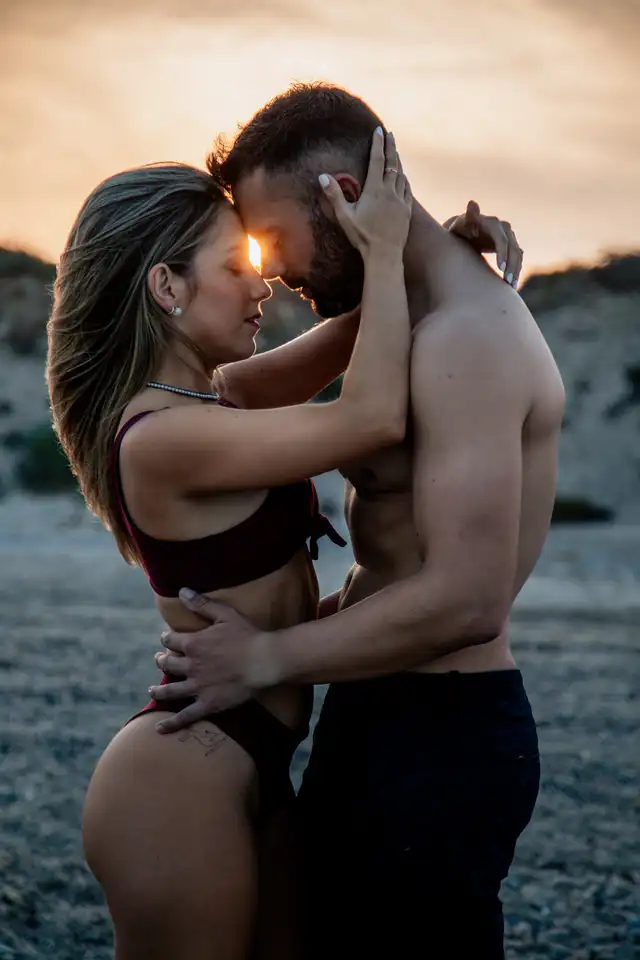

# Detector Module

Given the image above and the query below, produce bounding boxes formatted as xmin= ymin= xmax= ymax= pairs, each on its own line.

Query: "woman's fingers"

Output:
xmin=403 ymin=177 xmax=413 ymax=206
xmin=384 ymin=132 xmax=399 ymax=176
xmin=502 ymin=224 xmax=523 ymax=287
xmin=362 ymin=126 xmax=386 ymax=191
xmin=318 ymin=173 xmax=351 ymax=233
xmin=484 ymin=217 xmax=511 ymax=276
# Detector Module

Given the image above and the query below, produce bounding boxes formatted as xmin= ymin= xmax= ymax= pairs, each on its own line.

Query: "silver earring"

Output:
xmin=169 ymin=305 xmax=182 ymax=317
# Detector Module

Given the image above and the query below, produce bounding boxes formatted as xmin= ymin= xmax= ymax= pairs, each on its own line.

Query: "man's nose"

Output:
xmin=260 ymin=253 xmax=284 ymax=282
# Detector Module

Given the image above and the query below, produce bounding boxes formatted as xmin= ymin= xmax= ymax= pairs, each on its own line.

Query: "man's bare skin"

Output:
xmin=336 ymin=225 xmax=564 ymax=676
xmin=157 ymin=201 xmax=563 ymax=688
xmin=147 ymin=82 xmax=565 ymax=958
xmin=153 ymin=199 xmax=563 ymax=958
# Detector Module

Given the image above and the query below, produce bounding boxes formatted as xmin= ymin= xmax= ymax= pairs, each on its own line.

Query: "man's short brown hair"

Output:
xmin=209 ymin=82 xmax=384 ymax=194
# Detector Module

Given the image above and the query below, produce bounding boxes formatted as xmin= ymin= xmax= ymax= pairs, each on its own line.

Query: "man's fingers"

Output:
xmin=160 ymin=630 xmax=191 ymax=655
xmin=156 ymin=653 xmax=191 ymax=677
xmin=178 ymin=589 xmax=239 ymax=625
xmin=178 ymin=587 xmax=225 ymax=619
xmin=177 ymin=588 xmax=210 ymax=611
xmin=150 ymin=677 xmax=197 ymax=701
xmin=156 ymin=702 xmax=211 ymax=735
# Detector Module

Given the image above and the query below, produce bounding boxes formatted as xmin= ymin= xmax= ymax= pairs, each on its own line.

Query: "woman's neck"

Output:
xmin=153 ymin=346 xmax=217 ymax=394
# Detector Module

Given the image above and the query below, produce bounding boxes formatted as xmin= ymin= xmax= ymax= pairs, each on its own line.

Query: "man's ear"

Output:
xmin=332 ymin=173 xmax=361 ymax=203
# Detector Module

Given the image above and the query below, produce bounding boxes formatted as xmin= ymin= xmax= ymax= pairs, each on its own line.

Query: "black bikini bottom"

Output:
xmin=127 ymin=677 xmax=308 ymax=813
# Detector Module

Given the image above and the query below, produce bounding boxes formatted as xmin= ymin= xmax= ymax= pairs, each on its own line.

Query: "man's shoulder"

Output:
xmin=409 ymin=304 xmax=534 ymax=421
xmin=411 ymin=306 xmax=508 ymax=363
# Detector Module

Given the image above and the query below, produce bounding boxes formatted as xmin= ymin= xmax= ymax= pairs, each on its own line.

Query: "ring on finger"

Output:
xmin=384 ymin=166 xmax=399 ymax=174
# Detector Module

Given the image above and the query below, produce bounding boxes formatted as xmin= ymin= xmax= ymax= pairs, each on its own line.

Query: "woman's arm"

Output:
xmin=214 ymin=308 xmax=360 ymax=409
xmin=216 ymin=203 xmax=523 ymax=410
xmin=126 ymin=131 xmax=413 ymax=494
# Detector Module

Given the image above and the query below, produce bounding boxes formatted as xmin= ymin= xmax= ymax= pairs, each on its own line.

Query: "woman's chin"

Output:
xmin=233 ymin=336 xmax=259 ymax=362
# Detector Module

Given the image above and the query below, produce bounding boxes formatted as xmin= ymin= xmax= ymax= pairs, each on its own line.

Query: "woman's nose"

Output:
xmin=253 ymin=274 xmax=272 ymax=302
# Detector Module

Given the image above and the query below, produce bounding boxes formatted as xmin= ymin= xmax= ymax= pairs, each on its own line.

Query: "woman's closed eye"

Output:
xmin=227 ymin=259 xmax=251 ymax=277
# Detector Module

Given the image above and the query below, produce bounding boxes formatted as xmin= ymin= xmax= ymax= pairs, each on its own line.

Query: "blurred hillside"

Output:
xmin=0 ymin=247 xmax=638 ymax=520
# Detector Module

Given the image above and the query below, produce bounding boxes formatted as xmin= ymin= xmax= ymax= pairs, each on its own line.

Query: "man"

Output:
xmin=151 ymin=84 xmax=565 ymax=958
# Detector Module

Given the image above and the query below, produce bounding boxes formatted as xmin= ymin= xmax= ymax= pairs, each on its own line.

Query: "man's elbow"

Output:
xmin=463 ymin=609 xmax=507 ymax=646
xmin=440 ymin=580 xmax=510 ymax=647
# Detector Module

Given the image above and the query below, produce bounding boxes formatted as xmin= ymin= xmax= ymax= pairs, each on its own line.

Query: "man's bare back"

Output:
xmin=339 ymin=236 xmax=565 ymax=673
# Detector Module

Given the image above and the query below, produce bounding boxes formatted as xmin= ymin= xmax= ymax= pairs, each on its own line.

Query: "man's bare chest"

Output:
xmin=339 ymin=436 xmax=422 ymax=578
xmin=340 ymin=436 xmax=413 ymax=502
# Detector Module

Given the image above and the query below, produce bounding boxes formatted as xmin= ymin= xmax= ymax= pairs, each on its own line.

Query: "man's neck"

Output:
xmin=403 ymin=203 xmax=456 ymax=325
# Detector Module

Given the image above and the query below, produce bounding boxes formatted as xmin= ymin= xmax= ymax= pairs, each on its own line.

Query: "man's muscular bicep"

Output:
xmin=409 ymin=318 xmax=526 ymax=620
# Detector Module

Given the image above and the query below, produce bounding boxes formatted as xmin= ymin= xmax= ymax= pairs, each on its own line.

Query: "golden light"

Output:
xmin=248 ymin=236 xmax=262 ymax=271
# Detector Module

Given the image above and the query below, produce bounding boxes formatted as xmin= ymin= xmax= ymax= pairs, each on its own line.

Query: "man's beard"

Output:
xmin=283 ymin=201 xmax=365 ymax=319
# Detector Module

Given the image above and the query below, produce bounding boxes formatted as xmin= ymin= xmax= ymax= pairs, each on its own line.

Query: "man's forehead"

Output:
xmin=233 ymin=167 xmax=302 ymax=230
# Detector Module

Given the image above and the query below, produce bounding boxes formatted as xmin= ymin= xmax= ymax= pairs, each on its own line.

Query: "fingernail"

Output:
xmin=506 ymin=272 xmax=514 ymax=284
xmin=499 ymin=261 xmax=507 ymax=272
xmin=318 ymin=173 xmax=330 ymax=188
xmin=148 ymin=686 xmax=154 ymax=695
xmin=375 ymin=126 xmax=383 ymax=136
xmin=179 ymin=587 xmax=198 ymax=601
xmin=512 ymin=279 xmax=518 ymax=289
xmin=156 ymin=722 xmax=167 ymax=734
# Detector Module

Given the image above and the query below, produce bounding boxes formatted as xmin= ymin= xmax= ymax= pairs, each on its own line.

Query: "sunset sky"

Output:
xmin=1 ymin=0 xmax=638 ymax=276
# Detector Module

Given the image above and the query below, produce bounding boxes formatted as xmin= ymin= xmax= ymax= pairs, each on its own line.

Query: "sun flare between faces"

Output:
xmin=248 ymin=236 xmax=261 ymax=271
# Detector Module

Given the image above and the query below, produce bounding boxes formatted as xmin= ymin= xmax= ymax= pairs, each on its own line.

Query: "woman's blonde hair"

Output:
xmin=47 ymin=162 xmax=227 ymax=564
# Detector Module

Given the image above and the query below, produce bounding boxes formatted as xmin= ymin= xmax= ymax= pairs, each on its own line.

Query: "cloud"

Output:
xmin=534 ymin=0 xmax=640 ymax=53
xmin=1 ymin=0 xmax=637 ymax=267
xmin=2 ymin=0 xmax=308 ymax=31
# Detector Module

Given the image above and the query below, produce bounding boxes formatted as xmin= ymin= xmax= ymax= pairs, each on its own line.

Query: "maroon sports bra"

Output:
xmin=112 ymin=402 xmax=346 ymax=598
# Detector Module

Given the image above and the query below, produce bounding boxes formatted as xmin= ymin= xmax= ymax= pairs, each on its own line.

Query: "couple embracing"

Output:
xmin=48 ymin=82 xmax=563 ymax=959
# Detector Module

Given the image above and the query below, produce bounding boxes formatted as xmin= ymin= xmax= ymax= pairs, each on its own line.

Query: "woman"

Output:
xmin=47 ymin=129 xmax=413 ymax=960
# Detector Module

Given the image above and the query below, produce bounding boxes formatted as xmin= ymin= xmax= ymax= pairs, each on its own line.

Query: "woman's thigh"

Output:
xmin=83 ymin=713 xmax=260 ymax=960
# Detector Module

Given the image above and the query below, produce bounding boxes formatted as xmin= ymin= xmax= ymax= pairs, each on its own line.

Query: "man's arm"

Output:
xmin=267 ymin=315 xmax=527 ymax=684
xmin=150 ymin=313 xmax=529 ymax=729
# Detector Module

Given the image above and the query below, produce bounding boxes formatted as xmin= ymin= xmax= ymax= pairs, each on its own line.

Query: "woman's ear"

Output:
xmin=148 ymin=263 xmax=184 ymax=314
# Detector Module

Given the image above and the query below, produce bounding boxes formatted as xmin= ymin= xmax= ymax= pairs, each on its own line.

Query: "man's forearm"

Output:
xmin=270 ymin=569 xmax=502 ymax=686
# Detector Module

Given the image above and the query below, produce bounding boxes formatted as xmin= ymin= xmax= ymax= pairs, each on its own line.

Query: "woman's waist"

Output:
xmin=155 ymin=549 xmax=317 ymax=731
xmin=156 ymin=547 xmax=319 ymax=634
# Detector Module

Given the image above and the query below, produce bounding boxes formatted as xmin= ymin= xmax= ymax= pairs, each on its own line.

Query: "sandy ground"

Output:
xmin=0 ymin=485 xmax=639 ymax=959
